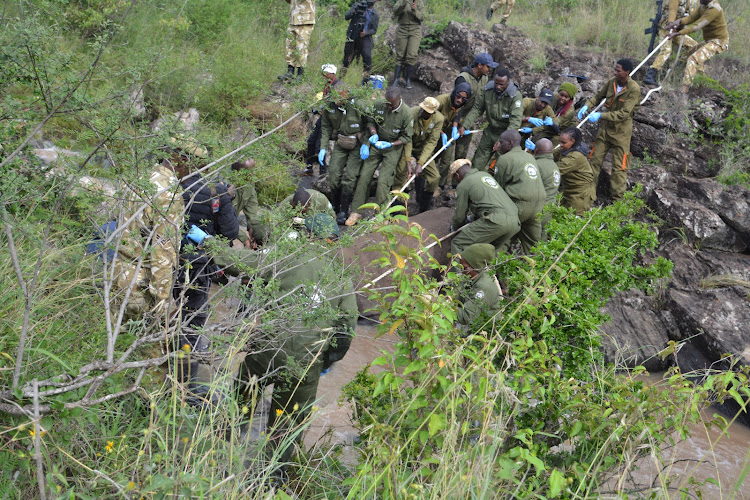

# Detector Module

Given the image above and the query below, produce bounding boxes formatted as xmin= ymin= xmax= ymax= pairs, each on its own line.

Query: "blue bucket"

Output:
xmin=370 ymin=75 xmax=385 ymax=89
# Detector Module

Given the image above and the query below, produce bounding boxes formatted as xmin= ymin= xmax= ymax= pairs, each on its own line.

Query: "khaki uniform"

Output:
xmin=351 ymin=100 xmax=414 ymax=212
xmin=493 ymin=146 xmax=546 ymax=253
xmin=456 ymin=271 xmax=502 ymax=327
xmin=651 ymin=0 xmax=700 ymax=71
xmin=285 ymin=0 xmax=316 ymax=68
xmin=113 ymin=164 xmax=183 ymax=322
xmin=536 ymin=93 xmax=577 ymax=145
xmin=489 ymin=0 xmax=515 ymax=22
xmin=676 ymin=0 xmax=729 ymax=87
xmin=281 ymin=188 xmax=336 ymax=218
xmin=463 ymin=81 xmax=524 ymax=172
xmin=395 ymin=106 xmax=445 ymax=194
xmin=393 ymin=0 xmax=425 ymax=66
xmin=555 ymin=147 xmax=595 ymax=216
xmin=451 ymin=169 xmax=520 ymax=254
xmin=454 ymin=69 xmax=490 ymax=162
xmin=434 ymin=93 xmax=463 ymax=187
xmin=521 ymin=97 xmax=555 ymax=136
xmin=320 ymin=101 xmax=366 ymax=196
xmin=535 ymin=153 xmax=561 ymax=207
xmin=232 ymin=182 xmax=267 ymax=243
xmin=585 ymin=77 xmax=641 ymax=201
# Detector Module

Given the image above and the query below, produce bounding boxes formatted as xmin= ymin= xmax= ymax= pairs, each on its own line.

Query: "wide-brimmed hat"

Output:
xmin=449 ymin=158 xmax=471 ymax=177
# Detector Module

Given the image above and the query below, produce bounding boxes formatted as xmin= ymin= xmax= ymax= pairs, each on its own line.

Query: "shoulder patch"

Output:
xmin=553 ymin=170 xmax=561 ymax=186
xmin=515 ymin=100 xmax=522 ymax=108
xmin=525 ymin=163 xmax=539 ymax=180
xmin=481 ymin=175 xmax=499 ymax=189
xmin=475 ymin=291 xmax=485 ymax=300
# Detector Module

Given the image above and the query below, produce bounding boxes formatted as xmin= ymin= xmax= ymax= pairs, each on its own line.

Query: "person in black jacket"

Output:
xmin=166 ymin=138 xmax=239 ymax=407
xmin=341 ymin=0 xmax=379 ymax=84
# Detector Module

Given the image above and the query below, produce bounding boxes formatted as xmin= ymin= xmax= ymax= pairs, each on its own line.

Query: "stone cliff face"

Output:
xmin=380 ymin=22 xmax=750 ymax=401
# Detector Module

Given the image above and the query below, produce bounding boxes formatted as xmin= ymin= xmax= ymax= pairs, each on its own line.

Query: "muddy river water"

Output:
xmin=301 ymin=323 xmax=750 ymax=497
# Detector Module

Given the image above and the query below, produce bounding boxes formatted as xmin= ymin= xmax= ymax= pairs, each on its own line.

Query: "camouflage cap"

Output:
xmin=460 ymin=243 xmax=496 ymax=270
xmin=304 ymin=213 xmax=340 ymax=239
xmin=419 ymin=96 xmax=440 ymax=114
xmin=169 ymin=136 xmax=208 ymax=159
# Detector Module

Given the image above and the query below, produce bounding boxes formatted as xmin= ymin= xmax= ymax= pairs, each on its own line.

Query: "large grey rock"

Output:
xmin=631 ymin=121 xmax=667 ymax=159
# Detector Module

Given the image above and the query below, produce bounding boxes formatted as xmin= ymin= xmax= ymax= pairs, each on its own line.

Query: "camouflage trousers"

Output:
xmin=285 ymin=24 xmax=314 ymax=68
xmin=682 ymin=38 xmax=729 ymax=87
xmin=490 ymin=0 xmax=515 ymax=21
xmin=651 ymin=30 xmax=697 ymax=71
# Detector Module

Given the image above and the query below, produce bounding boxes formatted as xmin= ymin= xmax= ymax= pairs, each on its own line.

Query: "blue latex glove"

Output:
xmin=187 ymin=224 xmax=210 ymax=244
xmin=577 ymin=105 xmax=589 ymax=120
xmin=587 ymin=111 xmax=601 ymax=123
xmin=368 ymin=134 xmax=379 ymax=145
xmin=360 ymin=144 xmax=370 ymax=160
xmin=318 ymin=149 xmax=326 ymax=165
xmin=543 ymin=116 xmax=554 ymax=126
xmin=528 ymin=117 xmax=544 ymax=127
xmin=519 ymin=127 xmax=533 ymax=134
xmin=374 ymin=140 xmax=392 ymax=149
xmin=463 ymin=129 xmax=471 ymax=136
xmin=525 ymin=138 xmax=536 ymax=151
xmin=451 ymin=125 xmax=460 ymax=141
xmin=441 ymin=132 xmax=448 ymax=147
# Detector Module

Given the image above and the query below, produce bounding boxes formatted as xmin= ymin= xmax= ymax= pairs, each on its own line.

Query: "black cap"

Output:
xmin=539 ymin=88 xmax=554 ymax=105
xmin=474 ymin=53 xmax=499 ymax=69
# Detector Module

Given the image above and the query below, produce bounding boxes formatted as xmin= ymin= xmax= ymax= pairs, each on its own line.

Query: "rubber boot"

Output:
xmin=176 ymin=333 xmax=217 ymax=409
xmin=486 ymin=7 xmax=493 ymax=20
xmin=295 ymin=67 xmax=304 ymax=82
xmin=330 ymin=187 xmax=342 ymax=214
xmin=278 ymin=64 xmax=294 ymax=81
xmin=337 ymin=191 xmax=352 ymax=225
xmin=405 ymin=65 xmax=414 ymax=89
xmin=418 ymin=192 xmax=433 ymax=214
xmin=414 ymin=175 xmax=425 ymax=213
xmin=642 ymin=67 xmax=659 ymax=87
xmin=393 ymin=65 xmax=402 ymax=87
xmin=361 ymin=71 xmax=370 ymax=87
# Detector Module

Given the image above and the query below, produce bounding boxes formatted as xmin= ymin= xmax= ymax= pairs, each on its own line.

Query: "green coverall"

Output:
xmin=394 ymin=106 xmax=445 ymax=196
xmin=232 ymin=182 xmax=268 ymax=243
xmin=454 ymin=69 xmax=490 ymax=162
xmin=555 ymin=148 xmax=595 ymax=215
xmin=281 ymin=188 xmax=336 ymax=218
xmin=320 ymin=100 xmax=366 ymax=196
xmin=393 ymin=0 xmax=425 ymax=66
xmin=456 ymin=271 xmax=502 ymax=327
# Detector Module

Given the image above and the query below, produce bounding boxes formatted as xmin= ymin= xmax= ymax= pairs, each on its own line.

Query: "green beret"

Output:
xmin=558 ymin=82 xmax=578 ymax=99
xmin=304 ymin=213 xmax=340 ymax=239
xmin=461 ymin=243 xmax=496 ymax=270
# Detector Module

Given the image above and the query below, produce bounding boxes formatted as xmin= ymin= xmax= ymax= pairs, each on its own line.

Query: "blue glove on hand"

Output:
xmin=318 ymin=149 xmax=326 ymax=165
xmin=360 ymin=144 xmax=370 ymax=160
xmin=369 ymin=134 xmax=379 ymax=145
xmin=577 ymin=105 xmax=589 ymax=120
xmin=187 ymin=224 xmax=210 ymax=245
xmin=525 ymin=138 xmax=536 ymax=151
xmin=544 ymin=116 xmax=554 ymax=126
xmin=528 ymin=117 xmax=544 ymax=127
xmin=463 ymin=129 xmax=472 ymax=136
xmin=587 ymin=111 xmax=601 ymax=123
xmin=519 ymin=127 xmax=533 ymax=134
xmin=374 ymin=140 xmax=392 ymax=149
xmin=441 ymin=132 xmax=448 ymax=147
xmin=451 ymin=125 xmax=460 ymax=141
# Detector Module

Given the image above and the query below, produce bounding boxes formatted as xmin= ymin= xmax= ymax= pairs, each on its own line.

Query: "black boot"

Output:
xmin=405 ymin=65 xmax=414 ymax=89
xmin=418 ymin=192 xmax=433 ymax=213
xmin=486 ymin=7 xmax=494 ymax=20
xmin=642 ymin=67 xmax=659 ymax=86
xmin=330 ymin=188 xmax=342 ymax=214
xmin=278 ymin=64 xmax=294 ymax=81
xmin=414 ymin=175 xmax=425 ymax=212
xmin=393 ymin=65 xmax=402 ymax=87
xmin=337 ymin=191 xmax=353 ymax=225
xmin=295 ymin=67 xmax=304 ymax=81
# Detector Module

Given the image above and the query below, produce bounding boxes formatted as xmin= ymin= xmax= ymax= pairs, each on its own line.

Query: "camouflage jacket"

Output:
xmin=289 ymin=0 xmax=316 ymax=26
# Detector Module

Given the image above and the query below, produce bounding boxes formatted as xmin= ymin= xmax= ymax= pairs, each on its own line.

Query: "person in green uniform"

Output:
xmin=346 ymin=86 xmax=414 ymax=226
xmin=534 ymin=83 xmax=578 ymax=146
xmin=392 ymin=0 xmax=425 ymax=89
xmin=529 ymin=138 xmax=560 ymax=208
xmin=318 ymin=87 xmax=367 ymax=224
xmin=449 ymin=159 xmax=520 ymax=255
xmin=460 ymin=68 xmax=523 ymax=172
xmin=435 ymin=82 xmax=471 ymax=190
xmin=211 ymin=214 xmax=357 ymax=480
xmin=578 ymin=58 xmax=640 ymax=202
xmin=230 ymin=159 xmax=267 ymax=247
xmin=491 ymin=130 xmax=546 ymax=254
xmin=555 ymin=127 xmax=595 ymax=215
xmin=453 ymin=53 xmax=499 ymax=163
xmin=393 ymin=96 xmax=445 ymax=214
xmin=281 ymin=186 xmax=336 ymax=219
xmin=454 ymin=243 xmax=503 ymax=328
xmin=519 ymin=88 xmax=556 ymax=139
xmin=665 ymin=0 xmax=729 ymax=93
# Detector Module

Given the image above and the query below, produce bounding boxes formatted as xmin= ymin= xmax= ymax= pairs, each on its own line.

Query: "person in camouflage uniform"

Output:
xmin=666 ymin=0 xmax=729 ymax=92
xmin=449 ymin=159 xmax=520 ymax=255
xmin=113 ymin=162 xmax=184 ymax=323
xmin=454 ymin=53 xmax=499 ymax=163
xmin=486 ymin=0 xmax=515 ymax=24
xmin=393 ymin=96 xmax=445 ymax=214
xmin=392 ymin=0 xmax=425 ymax=89
xmin=278 ymin=0 xmax=316 ymax=81
xmin=460 ymin=68 xmax=524 ymax=172
xmin=580 ymin=58 xmax=640 ymax=202
xmin=454 ymin=243 xmax=503 ymax=328
xmin=642 ymin=0 xmax=700 ymax=86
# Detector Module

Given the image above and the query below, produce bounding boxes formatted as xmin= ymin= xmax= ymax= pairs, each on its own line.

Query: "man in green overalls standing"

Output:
xmin=392 ymin=0 xmax=425 ymax=89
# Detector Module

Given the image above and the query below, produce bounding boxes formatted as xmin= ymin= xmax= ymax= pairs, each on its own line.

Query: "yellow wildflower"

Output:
xmin=106 ymin=441 xmax=114 ymax=453
xmin=275 ymin=408 xmax=283 ymax=416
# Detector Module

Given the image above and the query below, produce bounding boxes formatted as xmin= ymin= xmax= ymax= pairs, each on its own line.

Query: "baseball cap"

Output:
xmin=539 ymin=88 xmax=554 ymax=105
xmin=474 ymin=53 xmax=499 ymax=69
